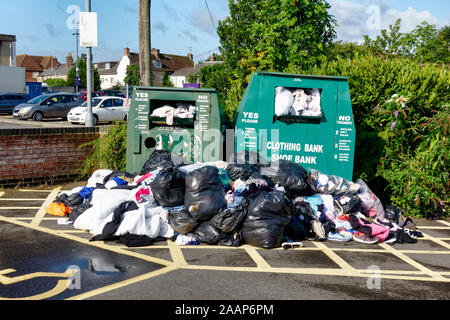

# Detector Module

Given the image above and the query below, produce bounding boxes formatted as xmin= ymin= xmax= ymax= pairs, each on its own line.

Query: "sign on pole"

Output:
xmin=79 ymin=12 xmax=98 ymax=47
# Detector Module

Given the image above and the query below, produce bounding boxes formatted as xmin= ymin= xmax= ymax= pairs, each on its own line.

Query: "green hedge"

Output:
xmin=306 ymin=53 xmax=449 ymax=217
xmin=80 ymin=54 xmax=448 ymax=218
xmin=80 ymin=121 xmax=128 ymax=177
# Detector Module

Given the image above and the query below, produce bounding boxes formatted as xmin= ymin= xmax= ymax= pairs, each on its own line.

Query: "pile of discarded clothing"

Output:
xmin=275 ymin=87 xmax=322 ymax=117
xmin=150 ymin=103 xmax=196 ymax=126
xmin=46 ymin=150 xmax=423 ymax=248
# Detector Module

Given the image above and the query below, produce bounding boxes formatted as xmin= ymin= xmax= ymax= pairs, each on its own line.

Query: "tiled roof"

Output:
xmin=16 ymin=54 xmax=61 ymax=72
xmin=98 ymin=63 xmax=119 ymax=76
xmin=0 ymin=34 xmax=16 ymax=42
xmin=170 ymin=61 xmax=223 ymax=77
xmin=125 ymin=52 xmax=194 ymax=72
xmin=40 ymin=64 xmax=69 ymax=77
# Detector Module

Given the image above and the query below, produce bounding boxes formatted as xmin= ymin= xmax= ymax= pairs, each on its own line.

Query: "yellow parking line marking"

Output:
xmin=18 ymin=189 xmax=53 ymax=192
xmin=30 ymin=187 xmax=61 ymax=227
xmin=0 ymin=268 xmax=77 ymax=285
xmin=0 ymin=215 xmax=174 ymax=267
xmin=66 ymin=265 xmax=179 ymax=300
xmin=357 ymin=269 xmax=428 ymax=275
xmin=437 ymin=220 xmax=450 ymax=227
xmin=244 ymin=247 xmax=271 ymax=270
xmin=421 ymin=232 xmax=450 ymax=250
xmin=0 ymin=207 xmax=41 ymax=210
xmin=0 ymin=280 xmax=71 ymax=300
xmin=378 ymin=243 xmax=446 ymax=280
xmin=182 ymin=265 xmax=450 ymax=282
xmin=167 ymin=240 xmax=188 ymax=266
xmin=312 ymin=241 xmax=358 ymax=273
xmin=14 ymin=217 xmax=62 ymax=220
xmin=0 ymin=192 xmax=5 ymax=198
xmin=399 ymin=250 xmax=450 ymax=254
xmin=0 ymin=198 xmax=46 ymax=201
xmin=418 ymin=226 xmax=450 ymax=229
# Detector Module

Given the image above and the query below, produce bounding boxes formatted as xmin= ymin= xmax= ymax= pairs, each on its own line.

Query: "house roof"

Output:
xmin=0 ymin=34 xmax=16 ymax=42
xmin=16 ymin=54 xmax=61 ymax=72
xmin=125 ymin=51 xmax=194 ymax=72
xmin=170 ymin=61 xmax=223 ymax=77
xmin=98 ymin=63 xmax=119 ymax=76
xmin=95 ymin=61 xmax=120 ymax=76
xmin=40 ymin=64 xmax=69 ymax=77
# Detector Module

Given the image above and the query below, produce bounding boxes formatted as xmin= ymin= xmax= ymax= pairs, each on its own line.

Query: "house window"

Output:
xmin=155 ymin=61 xmax=162 ymax=69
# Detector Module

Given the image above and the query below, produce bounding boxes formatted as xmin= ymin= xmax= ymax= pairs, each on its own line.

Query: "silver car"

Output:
xmin=12 ymin=93 xmax=83 ymax=121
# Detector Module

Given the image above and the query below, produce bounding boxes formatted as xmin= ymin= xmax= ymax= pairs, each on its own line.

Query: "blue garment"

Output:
xmin=227 ymin=196 xmax=244 ymax=209
xmin=304 ymin=195 xmax=323 ymax=214
xmin=112 ymin=176 xmax=128 ymax=186
xmin=79 ymin=187 xmax=94 ymax=200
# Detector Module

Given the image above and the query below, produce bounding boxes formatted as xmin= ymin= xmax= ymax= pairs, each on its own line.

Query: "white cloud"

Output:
xmin=382 ymin=6 xmax=439 ymax=32
xmin=188 ymin=5 xmax=219 ymax=36
xmin=154 ymin=21 xmax=169 ymax=35
xmin=328 ymin=0 xmax=442 ymax=42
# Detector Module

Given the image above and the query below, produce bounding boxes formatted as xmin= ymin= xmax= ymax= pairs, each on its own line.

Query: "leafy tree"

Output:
xmin=218 ymin=0 xmax=335 ymax=72
xmin=363 ymin=19 xmax=450 ymax=64
xmin=213 ymin=0 xmax=336 ymax=120
xmin=188 ymin=63 xmax=229 ymax=92
xmin=162 ymin=72 xmax=175 ymax=87
xmin=44 ymin=78 xmax=67 ymax=88
xmin=67 ymin=57 xmax=101 ymax=91
xmin=326 ymin=41 xmax=372 ymax=60
xmin=124 ymin=63 xmax=140 ymax=86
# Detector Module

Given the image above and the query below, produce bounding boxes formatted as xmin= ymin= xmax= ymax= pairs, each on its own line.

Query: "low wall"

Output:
xmin=0 ymin=127 xmax=106 ymax=188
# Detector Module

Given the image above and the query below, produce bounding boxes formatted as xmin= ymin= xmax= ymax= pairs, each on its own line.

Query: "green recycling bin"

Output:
xmin=234 ymin=71 xmax=356 ymax=180
xmin=126 ymin=86 xmax=228 ymax=174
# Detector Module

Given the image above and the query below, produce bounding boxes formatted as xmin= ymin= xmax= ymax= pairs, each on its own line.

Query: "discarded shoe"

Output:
xmin=311 ymin=219 xmax=326 ymax=240
xmin=383 ymin=232 xmax=397 ymax=244
xmin=282 ymin=242 xmax=304 ymax=249
xmin=338 ymin=228 xmax=355 ymax=239
xmin=327 ymin=231 xmax=352 ymax=242
xmin=352 ymin=231 xmax=379 ymax=244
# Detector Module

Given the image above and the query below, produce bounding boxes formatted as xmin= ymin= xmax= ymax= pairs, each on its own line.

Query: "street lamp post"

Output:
xmin=73 ymin=22 xmax=80 ymax=94
xmin=85 ymin=0 xmax=93 ymax=127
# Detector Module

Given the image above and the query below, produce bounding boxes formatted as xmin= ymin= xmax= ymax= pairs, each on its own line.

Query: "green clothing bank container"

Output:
xmin=126 ymin=86 xmax=228 ymax=174
xmin=234 ymin=71 xmax=356 ymax=181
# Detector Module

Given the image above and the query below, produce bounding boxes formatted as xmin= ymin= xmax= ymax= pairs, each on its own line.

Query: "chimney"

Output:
xmin=66 ymin=52 xmax=74 ymax=69
xmin=124 ymin=47 xmax=130 ymax=56
xmin=151 ymin=48 xmax=160 ymax=60
xmin=210 ymin=52 xmax=216 ymax=62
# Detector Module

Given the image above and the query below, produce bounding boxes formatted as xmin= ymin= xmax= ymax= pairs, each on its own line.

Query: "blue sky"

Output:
xmin=1 ymin=0 xmax=448 ymax=64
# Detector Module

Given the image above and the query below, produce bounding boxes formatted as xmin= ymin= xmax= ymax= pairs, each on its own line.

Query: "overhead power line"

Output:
xmin=204 ymin=0 xmax=216 ymax=30
xmin=193 ymin=48 xmax=219 ymax=59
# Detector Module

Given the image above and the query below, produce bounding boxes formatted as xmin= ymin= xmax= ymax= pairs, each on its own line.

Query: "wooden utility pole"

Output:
xmin=139 ymin=0 xmax=151 ymax=86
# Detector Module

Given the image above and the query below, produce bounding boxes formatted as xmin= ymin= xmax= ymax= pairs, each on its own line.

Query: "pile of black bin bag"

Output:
xmin=130 ymin=150 xmax=419 ymax=249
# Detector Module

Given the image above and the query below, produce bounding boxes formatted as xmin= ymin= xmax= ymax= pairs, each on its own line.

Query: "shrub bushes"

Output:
xmin=80 ymin=121 xmax=128 ymax=177
xmin=306 ymin=53 xmax=449 ymax=217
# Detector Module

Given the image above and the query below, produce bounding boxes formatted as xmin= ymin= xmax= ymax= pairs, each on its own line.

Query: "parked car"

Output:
xmin=97 ymin=90 xmax=126 ymax=98
xmin=12 ymin=93 xmax=84 ymax=121
xmin=0 ymin=93 xmax=30 ymax=114
xmin=67 ymin=96 xmax=127 ymax=125
xmin=78 ymin=91 xmax=105 ymax=102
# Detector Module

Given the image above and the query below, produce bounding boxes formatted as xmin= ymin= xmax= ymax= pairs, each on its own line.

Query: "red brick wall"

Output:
xmin=0 ymin=128 xmax=103 ymax=187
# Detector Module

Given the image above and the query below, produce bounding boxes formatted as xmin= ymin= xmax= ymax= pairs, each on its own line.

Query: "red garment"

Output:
xmin=135 ymin=188 xmax=151 ymax=203
xmin=136 ymin=172 xmax=155 ymax=185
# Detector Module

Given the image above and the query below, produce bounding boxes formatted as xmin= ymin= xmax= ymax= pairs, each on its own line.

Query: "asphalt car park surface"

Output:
xmin=0 ymin=183 xmax=449 ymax=302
